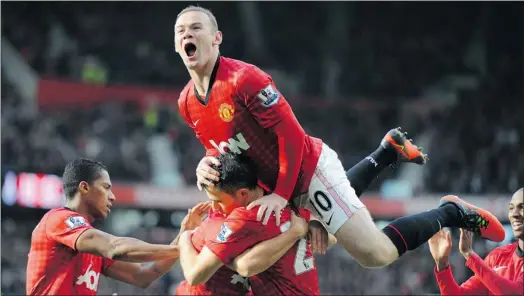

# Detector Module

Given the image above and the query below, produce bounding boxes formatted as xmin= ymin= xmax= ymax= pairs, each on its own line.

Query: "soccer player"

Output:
xmin=175 ymin=207 xmax=311 ymax=295
xmin=177 ymin=153 xmax=321 ymax=295
xmin=25 ymin=159 xmax=191 ymax=295
xmin=429 ymin=187 xmax=524 ymax=295
xmin=174 ymin=5 xmax=506 ymax=269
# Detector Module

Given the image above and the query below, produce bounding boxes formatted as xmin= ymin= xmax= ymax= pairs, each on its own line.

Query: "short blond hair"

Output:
xmin=177 ymin=5 xmax=219 ymax=31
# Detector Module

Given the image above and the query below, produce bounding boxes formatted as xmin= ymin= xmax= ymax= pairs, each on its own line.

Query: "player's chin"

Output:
xmin=184 ymin=59 xmax=200 ymax=69
xmin=99 ymin=207 xmax=111 ymax=219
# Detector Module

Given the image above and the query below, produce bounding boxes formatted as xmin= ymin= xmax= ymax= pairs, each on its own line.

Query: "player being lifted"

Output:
xmin=174 ymin=5 xmax=506 ymax=268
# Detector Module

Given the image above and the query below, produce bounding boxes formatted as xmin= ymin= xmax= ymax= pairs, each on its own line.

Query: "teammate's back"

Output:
xmin=206 ymin=207 xmax=319 ymax=295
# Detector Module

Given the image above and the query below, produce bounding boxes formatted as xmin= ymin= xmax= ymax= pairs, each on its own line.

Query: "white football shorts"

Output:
xmin=294 ymin=143 xmax=365 ymax=234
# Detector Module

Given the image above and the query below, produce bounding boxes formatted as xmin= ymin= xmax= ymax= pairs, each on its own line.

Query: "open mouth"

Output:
xmin=512 ymin=221 xmax=523 ymax=229
xmin=184 ymin=43 xmax=197 ymax=58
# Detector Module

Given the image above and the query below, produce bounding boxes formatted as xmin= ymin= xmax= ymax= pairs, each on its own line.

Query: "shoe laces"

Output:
xmin=461 ymin=211 xmax=489 ymax=235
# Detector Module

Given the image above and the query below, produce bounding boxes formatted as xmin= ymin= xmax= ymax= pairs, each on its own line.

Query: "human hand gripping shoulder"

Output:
xmin=239 ymin=65 xmax=306 ymax=226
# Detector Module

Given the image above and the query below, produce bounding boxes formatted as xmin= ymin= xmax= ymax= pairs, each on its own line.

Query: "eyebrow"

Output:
xmin=175 ymin=22 xmax=203 ymax=30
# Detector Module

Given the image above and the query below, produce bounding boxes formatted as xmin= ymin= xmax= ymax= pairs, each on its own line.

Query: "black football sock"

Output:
xmin=345 ymin=146 xmax=397 ymax=197
xmin=381 ymin=203 xmax=462 ymax=256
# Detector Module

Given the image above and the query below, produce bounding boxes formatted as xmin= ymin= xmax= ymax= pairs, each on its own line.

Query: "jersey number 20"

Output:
xmin=294 ymin=238 xmax=314 ymax=275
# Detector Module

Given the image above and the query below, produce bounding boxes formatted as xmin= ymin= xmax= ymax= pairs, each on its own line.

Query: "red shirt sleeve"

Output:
xmin=434 ymin=265 xmax=489 ymax=295
xmin=466 ymin=252 xmax=524 ymax=295
xmin=102 ymin=258 xmax=115 ymax=272
xmin=238 ymin=66 xmax=305 ymax=200
xmin=45 ymin=210 xmax=93 ymax=251
xmin=205 ymin=217 xmax=271 ymax=265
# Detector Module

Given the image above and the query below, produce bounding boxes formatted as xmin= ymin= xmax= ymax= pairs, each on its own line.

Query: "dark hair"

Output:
xmin=62 ymin=158 xmax=107 ymax=199
xmin=203 ymin=153 xmax=258 ymax=194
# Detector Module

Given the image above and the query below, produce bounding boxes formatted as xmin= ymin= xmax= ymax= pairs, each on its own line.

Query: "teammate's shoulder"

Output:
xmin=489 ymin=242 xmax=518 ymax=256
xmin=45 ymin=207 xmax=76 ymax=219
xmin=227 ymin=207 xmax=259 ymax=222
xmin=45 ymin=207 xmax=90 ymax=227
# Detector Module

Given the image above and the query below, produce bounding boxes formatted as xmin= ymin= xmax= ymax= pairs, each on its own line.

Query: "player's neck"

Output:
xmin=247 ymin=187 xmax=265 ymax=205
xmin=189 ymin=52 xmax=219 ymax=95
xmin=65 ymin=198 xmax=95 ymax=223
xmin=519 ymin=238 xmax=524 ymax=251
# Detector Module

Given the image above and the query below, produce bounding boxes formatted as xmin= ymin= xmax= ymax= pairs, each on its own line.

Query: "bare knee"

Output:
xmin=335 ymin=209 xmax=399 ymax=268
xmin=354 ymin=232 xmax=398 ymax=268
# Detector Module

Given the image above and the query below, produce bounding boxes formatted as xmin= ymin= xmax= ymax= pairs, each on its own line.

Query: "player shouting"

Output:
xmin=429 ymin=187 xmax=524 ymax=295
xmin=26 ymin=158 xmax=193 ymax=295
xmin=174 ymin=5 xmax=506 ymax=268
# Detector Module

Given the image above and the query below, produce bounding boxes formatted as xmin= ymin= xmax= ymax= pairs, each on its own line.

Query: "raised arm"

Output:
xmin=459 ymin=230 xmax=523 ymax=295
xmin=429 ymin=230 xmax=489 ymax=295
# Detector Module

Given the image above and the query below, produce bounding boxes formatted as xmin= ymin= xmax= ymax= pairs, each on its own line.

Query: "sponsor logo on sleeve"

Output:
xmin=216 ymin=223 xmax=234 ymax=242
xmin=257 ymin=85 xmax=280 ymax=107
xmin=65 ymin=216 xmax=88 ymax=229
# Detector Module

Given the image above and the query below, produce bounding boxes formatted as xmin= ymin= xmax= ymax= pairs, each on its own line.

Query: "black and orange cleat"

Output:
xmin=440 ymin=195 xmax=506 ymax=242
xmin=381 ymin=127 xmax=428 ymax=166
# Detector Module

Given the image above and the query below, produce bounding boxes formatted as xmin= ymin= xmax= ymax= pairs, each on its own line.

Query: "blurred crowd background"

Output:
xmin=1 ymin=2 xmax=522 ymax=295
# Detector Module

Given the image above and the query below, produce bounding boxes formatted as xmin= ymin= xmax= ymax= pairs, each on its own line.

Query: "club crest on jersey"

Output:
xmin=219 ymin=103 xmax=235 ymax=122
xmin=217 ymin=223 xmax=234 ymax=242
xmin=257 ymin=85 xmax=280 ymax=107
xmin=65 ymin=216 xmax=88 ymax=229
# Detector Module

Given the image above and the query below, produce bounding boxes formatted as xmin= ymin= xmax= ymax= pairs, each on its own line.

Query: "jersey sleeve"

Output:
xmin=45 ymin=211 xmax=93 ymax=251
xmin=466 ymin=252 xmax=524 ymax=295
xmin=434 ymin=265 xmax=488 ymax=295
xmin=102 ymin=258 xmax=115 ymax=272
xmin=238 ymin=66 xmax=306 ymax=200
xmin=205 ymin=217 xmax=271 ymax=266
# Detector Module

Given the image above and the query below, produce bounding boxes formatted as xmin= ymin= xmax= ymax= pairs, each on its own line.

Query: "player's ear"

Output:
xmin=236 ymin=188 xmax=250 ymax=200
xmin=78 ymin=181 xmax=90 ymax=195
xmin=213 ymin=30 xmax=223 ymax=46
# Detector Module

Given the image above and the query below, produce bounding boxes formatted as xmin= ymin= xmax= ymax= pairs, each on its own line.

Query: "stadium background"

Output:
xmin=1 ymin=1 xmax=522 ymax=295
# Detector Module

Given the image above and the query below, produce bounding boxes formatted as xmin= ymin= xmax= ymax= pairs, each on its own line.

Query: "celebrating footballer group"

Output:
xmin=25 ymin=5 xmax=522 ymax=296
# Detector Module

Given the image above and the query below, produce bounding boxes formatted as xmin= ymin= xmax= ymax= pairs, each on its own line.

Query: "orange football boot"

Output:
xmin=440 ymin=195 xmax=506 ymax=242
xmin=381 ymin=127 xmax=428 ymax=165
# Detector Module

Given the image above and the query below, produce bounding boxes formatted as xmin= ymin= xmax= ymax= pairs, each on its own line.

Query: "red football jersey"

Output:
xmin=26 ymin=208 xmax=114 ymax=296
xmin=175 ymin=210 xmax=251 ymax=296
xmin=435 ymin=242 xmax=524 ymax=295
xmin=206 ymin=207 xmax=319 ymax=295
xmin=178 ymin=56 xmax=323 ymax=200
